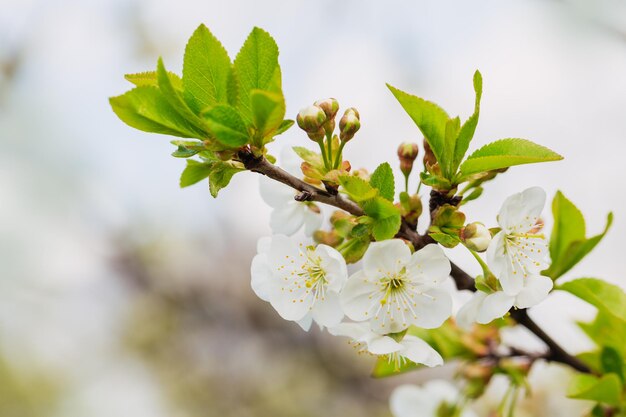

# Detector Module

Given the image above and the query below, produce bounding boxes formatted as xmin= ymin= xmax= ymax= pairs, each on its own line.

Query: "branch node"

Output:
xmin=294 ymin=191 xmax=313 ymax=202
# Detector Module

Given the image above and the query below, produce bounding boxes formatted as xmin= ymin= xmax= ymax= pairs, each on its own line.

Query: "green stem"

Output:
xmin=334 ymin=141 xmax=347 ymax=170
xmin=403 ymin=173 xmax=409 ymax=193
xmin=416 ymin=167 xmax=427 ymax=194
xmin=317 ymin=140 xmax=330 ymax=170
xmin=326 ymin=132 xmax=333 ymax=169
xmin=467 ymin=247 xmax=492 ymax=280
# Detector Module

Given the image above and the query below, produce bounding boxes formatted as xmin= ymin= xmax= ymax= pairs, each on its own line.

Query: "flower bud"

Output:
xmin=296 ymin=105 xmax=327 ymax=135
xmin=398 ymin=142 xmax=419 ymax=177
xmin=339 ymin=108 xmax=360 ymax=142
xmin=314 ymin=98 xmax=339 ymax=120
xmin=313 ymin=230 xmax=342 ymax=247
xmin=306 ymin=126 xmax=326 ymax=142
xmin=461 ymin=222 xmax=492 ymax=252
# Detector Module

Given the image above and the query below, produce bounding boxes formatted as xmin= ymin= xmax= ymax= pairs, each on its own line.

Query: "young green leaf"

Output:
xmin=293 ymin=146 xmax=323 ymax=166
xmin=453 ymin=70 xmax=483 ymax=170
xmin=369 ymin=162 xmax=395 ymax=201
xmin=182 ymin=24 xmax=233 ymax=113
xmin=579 ymin=311 xmax=626 ymax=357
xmin=339 ymin=176 xmax=378 ymax=202
xmin=125 ymin=71 xmax=182 ymax=89
xmin=600 ymin=347 xmax=625 ymax=383
xmin=180 ymin=159 xmax=214 ymax=187
xmin=157 ymin=58 xmax=210 ymax=135
xmin=234 ymin=27 xmax=282 ymax=124
xmin=567 ymin=373 xmax=622 ymax=406
xmin=544 ymin=205 xmax=613 ymax=280
xmin=387 ymin=84 xmax=450 ymax=172
xmin=559 ymin=278 xmax=626 ymax=322
xmin=362 ymin=196 xmax=401 ymax=241
xmin=549 ymin=191 xmax=586 ymax=262
xmin=442 ymin=117 xmax=461 ymax=177
xmin=208 ymin=161 xmax=244 ymax=197
xmin=276 ymin=119 xmax=294 ymax=135
xmin=202 ymin=104 xmax=250 ymax=147
xmin=459 ymin=138 xmax=563 ymax=176
xmin=110 ymin=86 xmax=204 ymax=138
xmin=250 ymin=89 xmax=286 ymax=140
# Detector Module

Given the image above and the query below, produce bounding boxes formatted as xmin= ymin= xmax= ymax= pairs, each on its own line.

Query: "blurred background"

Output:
xmin=1 ymin=0 xmax=625 ymax=415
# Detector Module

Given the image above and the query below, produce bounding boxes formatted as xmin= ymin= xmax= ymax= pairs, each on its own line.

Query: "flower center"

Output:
xmin=379 ymin=268 xmax=407 ymax=305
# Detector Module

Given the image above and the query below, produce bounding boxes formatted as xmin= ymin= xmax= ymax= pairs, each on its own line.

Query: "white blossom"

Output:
xmin=456 ymin=275 xmax=553 ymax=329
xmin=487 ymin=187 xmax=549 ymax=295
xmin=259 ymin=148 xmax=322 ymax=236
xmin=390 ymin=380 xmax=477 ymax=417
xmin=328 ymin=322 xmax=443 ymax=368
xmin=250 ymin=235 xmax=347 ymax=330
xmin=340 ymin=240 xmax=452 ymax=334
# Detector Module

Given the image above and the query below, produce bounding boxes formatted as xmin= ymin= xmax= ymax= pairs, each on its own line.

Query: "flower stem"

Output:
xmin=333 ymin=141 xmax=347 ymax=170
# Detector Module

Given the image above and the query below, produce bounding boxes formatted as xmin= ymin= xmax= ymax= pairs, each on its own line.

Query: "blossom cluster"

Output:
xmin=253 ymin=150 xmax=553 ymax=369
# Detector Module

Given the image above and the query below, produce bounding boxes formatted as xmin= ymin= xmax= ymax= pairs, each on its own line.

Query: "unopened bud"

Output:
xmin=398 ymin=142 xmax=419 ymax=177
xmin=339 ymin=108 xmax=360 ymax=142
xmin=314 ymin=98 xmax=339 ymax=120
xmin=313 ymin=230 xmax=342 ymax=247
xmin=461 ymin=222 xmax=492 ymax=252
xmin=306 ymin=126 xmax=326 ymax=142
xmin=330 ymin=211 xmax=350 ymax=225
xmin=297 ymin=105 xmax=326 ymax=136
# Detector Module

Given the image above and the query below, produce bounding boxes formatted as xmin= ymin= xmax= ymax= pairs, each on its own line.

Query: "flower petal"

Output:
xmin=409 ymin=288 xmax=452 ymax=329
xmin=515 ymin=275 xmax=553 ymax=308
xmin=250 ymin=253 xmax=274 ymax=302
xmin=390 ymin=384 xmax=435 ymax=417
xmin=340 ymin=270 xmax=379 ymax=322
xmin=269 ymin=203 xmax=306 ymax=236
xmin=302 ymin=207 xmax=323 ymax=236
xmin=363 ymin=240 xmax=412 ymax=278
xmin=311 ymin=291 xmax=344 ymax=328
xmin=406 ymin=243 xmax=451 ymax=287
xmin=314 ymin=244 xmax=348 ymax=292
xmin=477 ymin=291 xmax=515 ymax=324
xmin=367 ymin=334 xmax=403 ymax=355
xmin=498 ymin=187 xmax=546 ymax=233
xmin=259 ymin=176 xmax=294 ymax=208
xmin=400 ymin=335 xmax=444 ymax=367
xmin=296 ymin=313 xmax=313 ymax=331
xmin=456 ymin=291 xmax=488 ymax=330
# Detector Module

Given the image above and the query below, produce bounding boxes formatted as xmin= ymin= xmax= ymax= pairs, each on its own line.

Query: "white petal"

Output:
xmin=486 ymin=231 xmax=507 ymax=278
xmin=314 ymin=244 xmax=348 ymax=292
xmin=363 ymin=240 xmax=412 ymax=278
xmin=259 ymin=176 xmax=294 ymax=208
xmin=498 ymin=257 xmax=525 ymax=296
xmin=311 ymin=292 xmax=344 ymax=327
xmin=400 ymin=335 xmax=444 ymax=367
xmin=422 ymin=380 xmax=460 ymax=403
xmin=406 ymin=243 xmax=451 ymax=287
xmin=256 ymin=236 xmax=272 ymax=254
xmin=296 ymin=313 xmax=313 ymax=331
xmin=367 ymin=334 xmax=403 ymax=355
xmin=279 ymin=146 xmax=303 ymax=177
xmin=269 ymin=286 xmax=311 ymax=321
xmin=515 ymin=275 xmax=553 ymax=308
xmin=389 ymin=385 xmax=435 ymax=417
xmin=250 ymin=253 xmax=274 ymax=302
xmin=266 ymin=234 xmax=301 ymax=267
xmin=340 ymin=270 xmax=379 ymax=322
xmin=302 ymin=207 xmax=323 ymax=236
xmin=269 ymin=203 xmax=305 ymax=236
xmin=327 ymin=322 xmax=370 ymax=340
xmin=498 ymin=187 xmax=546 ymax=232
xmin=477 ymin=292 xmax=515 ymax=324
xmin=410 ymin=288 xmax=452 ymax=329
xmin=456 ymin=291 xmax=488 ymax=330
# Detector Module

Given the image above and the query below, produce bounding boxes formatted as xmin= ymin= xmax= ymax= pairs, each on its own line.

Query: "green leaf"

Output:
xmin=453 ymin=70 xmax=483 ymax=170
xmin=387 ymin=84 xmax=450 ymax=172
xmin=157 ymin=58 xmax=209 ymax=135
xmin=202 ymin=104 xmax=250 ymax=147
xmin=276 ymin=119 xmax=294 ymax=135
xmin=293 ymin=146 xmax=323 ymax=166
xmin=208 ymin=161 xmax=244 ymax=197
xmin=601 ymin=347 xmax=625 ymax=382
xmin=339 ymin=236 xmax=370 ymax=264
xmin=442 ymin=116 xmax=460 ymax=177
xmin=549 ymin=191 xmax=586 ymax=262
xmin=182 ymin=24 xmax=233 ymax=113
xmin=250 ymin=89 xmax=286 ymax=140
xmin=560 ymin=278 xmax=626 ymax=322
xmin=544 ymin=210 xmax=613 ymax=279
xmin=233 ymin=27 xmax=282 ymax=124
xmin=429 ymin=232 xmax=460 ymax=248
xmin=459 ymin=138 xmax=563 ymax=176
xmin=110 ymin=86 xmax=203 ymax=138
xmin=125 ymin=71 xmax=182 ymax=89
xmin=369 ymin=163 xmax=395 ymax=201
xmin=362 ymin=197 xmax=401 ymax=241
xmin=431 ymin=204 xmax=466 ymax=230
xmin=339 ymin=176 xmax=378 ymax=202
xmin=567 ymin=373 xmax=622 ymax=406
xmin=180 ymin=159 xmax=213 ymax=187
xmin=461 ymin=186 xmax=483 ymax=204
xmin=579 ymin=311 xmax=626 ymax=358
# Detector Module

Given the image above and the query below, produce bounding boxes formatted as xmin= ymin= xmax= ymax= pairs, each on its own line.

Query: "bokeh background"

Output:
xmin=1 ymin=0 xmax=626 ymax=415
